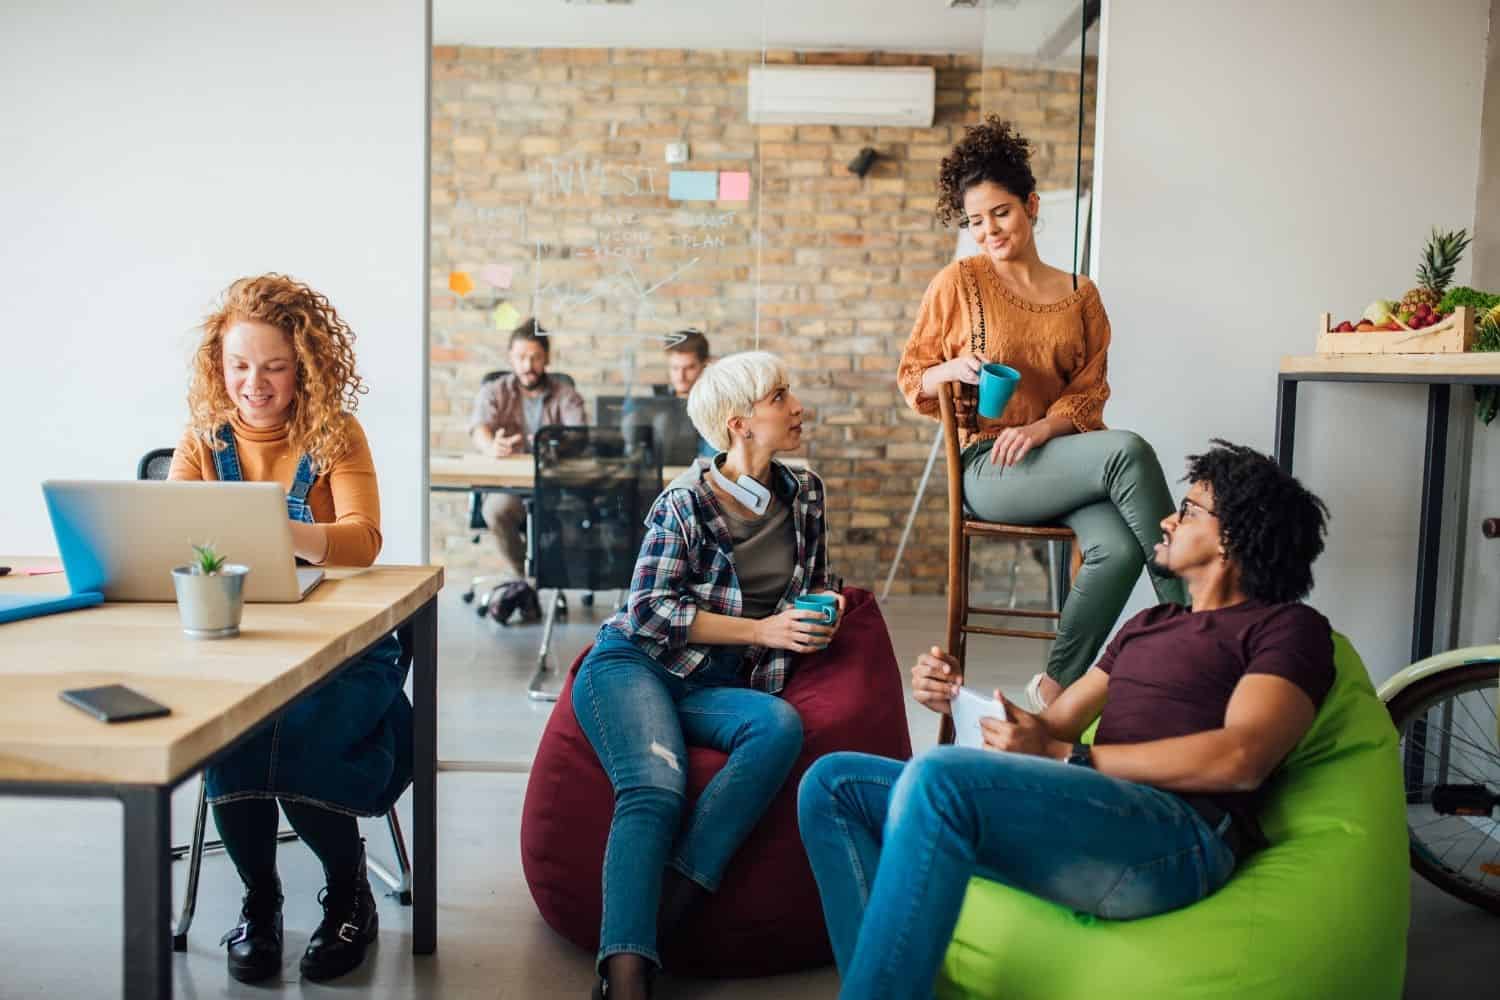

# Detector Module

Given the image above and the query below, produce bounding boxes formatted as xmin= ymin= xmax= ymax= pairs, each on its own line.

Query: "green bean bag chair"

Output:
xmin=938 ymin=633 xmax=1409 ymax=999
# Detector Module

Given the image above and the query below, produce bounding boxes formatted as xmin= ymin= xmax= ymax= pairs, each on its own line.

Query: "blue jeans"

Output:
xmin=797 ymin=748 xmax=1237 ymax=1000
xmin=572 ymin=629 xmax=805 ymax=970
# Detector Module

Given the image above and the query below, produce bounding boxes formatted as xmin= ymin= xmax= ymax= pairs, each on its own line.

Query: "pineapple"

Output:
xmin=1398 ymin=227 xmax=1471 ymax=321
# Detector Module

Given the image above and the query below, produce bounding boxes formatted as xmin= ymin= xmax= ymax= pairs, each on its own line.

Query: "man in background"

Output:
xmin=622 ymin=329 xmax=717 ymax=463
xmin=469 ymin=319 xmax=587 ymax=596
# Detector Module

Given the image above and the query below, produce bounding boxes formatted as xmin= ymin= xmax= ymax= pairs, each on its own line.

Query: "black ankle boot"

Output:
xmin=591 ymin=959 xmax=655 ymax=999
xmin=300 ymin=848 xmax=378 ymax=981
xmin=221 ymin=875 xmax=283 ymax=983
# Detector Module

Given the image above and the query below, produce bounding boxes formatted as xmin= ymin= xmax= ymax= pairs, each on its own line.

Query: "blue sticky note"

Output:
xmin=668 ymin=170 xmax=719 ymax=202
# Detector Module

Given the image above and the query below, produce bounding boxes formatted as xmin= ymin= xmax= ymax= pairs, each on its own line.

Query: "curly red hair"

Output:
xmin=187 ymin=274 xmax=367 ymax=472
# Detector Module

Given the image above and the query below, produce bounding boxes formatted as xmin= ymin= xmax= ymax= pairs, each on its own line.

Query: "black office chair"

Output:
xmin=525 ymin=424 xmax=661 ymax=700
xmin=138 ymin=448 xmax=414 ymax=948
xmin=137 ymin=447 xmax=175 ymax=481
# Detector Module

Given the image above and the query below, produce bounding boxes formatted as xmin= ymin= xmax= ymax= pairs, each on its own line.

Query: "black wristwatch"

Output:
xmin=1066 ymin=742 xmax=1095 ymax=768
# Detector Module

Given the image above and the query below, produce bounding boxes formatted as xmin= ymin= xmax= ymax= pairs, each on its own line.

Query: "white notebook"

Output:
xmin=951 ymin=686 xmax=1007 ymax=749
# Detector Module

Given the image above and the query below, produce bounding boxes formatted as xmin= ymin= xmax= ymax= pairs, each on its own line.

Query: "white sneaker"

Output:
xmin=1023 ymin=673 xmax=1049 ymax=713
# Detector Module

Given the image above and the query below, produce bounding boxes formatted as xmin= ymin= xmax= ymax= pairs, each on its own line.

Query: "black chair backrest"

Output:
xmin=529 ymin=424 xmax=662 ymax=592
xmin=138 ymin=447 xmax=175 ymax=481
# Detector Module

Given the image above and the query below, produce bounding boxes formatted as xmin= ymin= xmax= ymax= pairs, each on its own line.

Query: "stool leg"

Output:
xmin=939 ymin=535 xmax=969 ymax=746
xmin=171 ymin=780 xmax=209 ymax=951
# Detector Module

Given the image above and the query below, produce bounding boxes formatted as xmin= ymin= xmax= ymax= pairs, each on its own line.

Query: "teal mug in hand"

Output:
xmin=977 ymin=363 xmax=1021 ymax=419
xmin=793 ymin=593 xmax=839 ymax=625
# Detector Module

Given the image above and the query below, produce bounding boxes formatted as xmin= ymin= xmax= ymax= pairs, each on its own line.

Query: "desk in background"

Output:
xmin=1275 ymin=352 xmax=1500 ymax=666
xmin=430 ymin=452 xmax=690 ymax=491
xmin=429 ymin=452 xmax=810 ymax=492
xmin=0 ymin=560 xmax=443 ymax=1000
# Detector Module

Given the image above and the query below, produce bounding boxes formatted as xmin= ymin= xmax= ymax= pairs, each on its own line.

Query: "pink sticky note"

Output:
xmin=481 ymin=265 xmax=513 ymax=290
xmin=719 ymin=171 xmax=751 ymax=202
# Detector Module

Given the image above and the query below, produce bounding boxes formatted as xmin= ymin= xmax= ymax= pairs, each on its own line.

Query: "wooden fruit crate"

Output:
xmin=1316 ymin=306 xmax=1474 ymax=354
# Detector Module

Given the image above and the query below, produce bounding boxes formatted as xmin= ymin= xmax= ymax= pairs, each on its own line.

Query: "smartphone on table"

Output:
xmin=59 ymin=684 xmax=171 ymax=723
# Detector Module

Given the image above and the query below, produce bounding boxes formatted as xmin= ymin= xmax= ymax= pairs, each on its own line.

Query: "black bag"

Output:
xmin=487 ymin=580 xmax=542 ymax=626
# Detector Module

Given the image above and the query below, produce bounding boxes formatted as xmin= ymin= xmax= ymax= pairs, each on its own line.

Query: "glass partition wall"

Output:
xmin=428 ymin=0 xmax=1097 ymax=767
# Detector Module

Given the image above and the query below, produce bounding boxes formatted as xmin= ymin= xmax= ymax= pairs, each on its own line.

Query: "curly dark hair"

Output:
xmin=1184 ymin=440 xmax=1330 ymax=604
xmin=936 ymin=115 xmax=1038 ymax=228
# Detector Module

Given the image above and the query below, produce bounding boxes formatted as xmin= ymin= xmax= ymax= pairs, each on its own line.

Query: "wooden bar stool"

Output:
xmin=936 ymin=382 xmax=1081 ymax=745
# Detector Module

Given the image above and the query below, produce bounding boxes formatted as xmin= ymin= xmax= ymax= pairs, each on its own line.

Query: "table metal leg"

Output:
xmin=411 ymin=595 xmax=438 ymax=955
xmin=1404 ymin=384 xmax=1451 ymax=799
xmin=121 ymin=786 xmax=170 ymax=1000
xmin=1274 ymin=375 xmax=1298 ymax=472
xmin=1413 ymin=383 xmax=1450 ymax=663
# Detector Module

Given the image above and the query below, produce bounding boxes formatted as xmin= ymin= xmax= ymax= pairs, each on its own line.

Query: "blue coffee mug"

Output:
xmin=977 ymin=363 xmax=1021 ymax=419
xmin=794 ymin=593 xmax=839 ymax=625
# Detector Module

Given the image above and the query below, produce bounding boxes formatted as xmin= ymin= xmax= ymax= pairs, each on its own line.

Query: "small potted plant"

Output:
xmin=170 ymin=543 xmax=250 ymax=638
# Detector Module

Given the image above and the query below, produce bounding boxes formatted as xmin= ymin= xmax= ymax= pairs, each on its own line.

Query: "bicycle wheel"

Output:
xmin=1385 ymin=658 xmax=1500 ymax=914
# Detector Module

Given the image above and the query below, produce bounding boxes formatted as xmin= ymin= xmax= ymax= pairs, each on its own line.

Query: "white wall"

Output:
xmin=0 ymin=1 xmax=430 ymax=563
xmin=1094 ymin=0 xmax=1489 ymax=682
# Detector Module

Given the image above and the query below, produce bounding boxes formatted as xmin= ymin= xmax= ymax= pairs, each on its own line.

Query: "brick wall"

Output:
xmin=431 ymin=45 xmax=1096 ymax=595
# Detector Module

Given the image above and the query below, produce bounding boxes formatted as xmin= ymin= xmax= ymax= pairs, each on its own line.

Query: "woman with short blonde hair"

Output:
xmin=572 ymin=351 xmax=841 ymax=1000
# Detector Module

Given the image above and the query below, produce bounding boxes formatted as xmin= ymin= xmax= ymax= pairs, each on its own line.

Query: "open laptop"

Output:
xmin=41 ymin=480 xmax=324 ymax=602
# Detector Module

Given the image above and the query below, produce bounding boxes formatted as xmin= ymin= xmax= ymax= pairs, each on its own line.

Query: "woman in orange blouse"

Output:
xmin=897 ymin=117 xmax=1186 ymax=706
xmin=170 ymin=275 xmax=405 ymax=985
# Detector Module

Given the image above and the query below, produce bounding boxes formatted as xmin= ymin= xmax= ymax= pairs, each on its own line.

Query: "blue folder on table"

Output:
xmin=0 ymin=591 xmax=104 ymax=625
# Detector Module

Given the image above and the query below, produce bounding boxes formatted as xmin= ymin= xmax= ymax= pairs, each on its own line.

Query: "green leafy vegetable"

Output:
xmin=1436 ymin=289 xmax=1500 ymax=424
xmin=1436 ymin=286 xmax=1500 ymax=315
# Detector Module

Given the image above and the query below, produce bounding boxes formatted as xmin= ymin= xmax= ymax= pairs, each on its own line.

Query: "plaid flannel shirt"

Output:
xmin=600 ymin=458 xmax=830 ymax=694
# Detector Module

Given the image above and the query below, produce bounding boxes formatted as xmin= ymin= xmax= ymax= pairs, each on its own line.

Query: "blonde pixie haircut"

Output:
xmin=686 ymin=351 xmax=789 ymax=453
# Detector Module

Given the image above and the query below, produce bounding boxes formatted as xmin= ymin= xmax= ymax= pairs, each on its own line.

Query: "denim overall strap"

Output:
xmin=212 ymin=423 xmax=317 ymax=523
xmin=285 ymin=453 xmax=317 ymax=524
xmin=211 ymin=424 xmax=245 ymax=483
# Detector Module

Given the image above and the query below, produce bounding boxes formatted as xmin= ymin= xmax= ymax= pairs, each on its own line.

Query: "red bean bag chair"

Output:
xmin=520 ymin=587 xmax=911 ymax=977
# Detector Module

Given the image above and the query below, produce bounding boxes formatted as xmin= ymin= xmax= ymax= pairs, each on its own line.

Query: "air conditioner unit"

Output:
xmin=747 ymin=65 xmax=935 ymax=127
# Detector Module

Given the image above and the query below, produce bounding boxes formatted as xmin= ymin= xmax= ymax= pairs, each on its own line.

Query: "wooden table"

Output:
xmin=429 ymin=451 xmax=810 ymax=491
xmin=0 ymin=559 xmax=443 ymax=1000
xmin=1275 ymin=353 xmax=1500 ymax=667
xmin=430 ymin=452 xmax=691 ymax=491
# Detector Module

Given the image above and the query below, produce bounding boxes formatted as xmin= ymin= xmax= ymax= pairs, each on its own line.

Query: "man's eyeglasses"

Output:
xmin=1177 ymin=497 xmax=1217 ymax=521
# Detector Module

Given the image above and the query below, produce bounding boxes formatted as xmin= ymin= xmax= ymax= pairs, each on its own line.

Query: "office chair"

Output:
xmin=525 ymin=424 xmax=661 ymax=700
xmin=137 ymin=447 xmax=414 ymax=948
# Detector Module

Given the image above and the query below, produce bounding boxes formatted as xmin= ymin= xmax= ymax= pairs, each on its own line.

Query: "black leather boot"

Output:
xmin=299 ymin=847 xmax=378 ymax=981
xmin=221 ymin=875 xmax=284 ymax=983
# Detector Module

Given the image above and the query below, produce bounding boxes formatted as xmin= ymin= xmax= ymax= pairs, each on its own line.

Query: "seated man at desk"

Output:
xmin=622 ymin=329 xmax=717 ymax=463
xmin=469 ymin=318 xmax=587 ymax=596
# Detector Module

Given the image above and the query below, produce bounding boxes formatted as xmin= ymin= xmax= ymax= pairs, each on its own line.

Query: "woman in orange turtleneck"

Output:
xmin=897 ymin=117 xmax=1186 ymax=709
xmin=169 ymin=275 xmax=402 ymax=985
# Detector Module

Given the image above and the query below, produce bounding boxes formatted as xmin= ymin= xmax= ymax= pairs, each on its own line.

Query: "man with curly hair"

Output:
xmin=799 ymin=440 xmax=1335 ymax=999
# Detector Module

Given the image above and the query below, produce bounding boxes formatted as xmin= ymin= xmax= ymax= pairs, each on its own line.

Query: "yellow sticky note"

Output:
xmin=492 ymin=302 xmax=521 ymax=331
xmin=448 ymin=270 xmax=475 ymax=297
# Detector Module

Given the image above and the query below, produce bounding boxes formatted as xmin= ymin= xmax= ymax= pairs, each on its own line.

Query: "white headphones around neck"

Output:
xmin=708 ymin=457 xmax=772 ymax=515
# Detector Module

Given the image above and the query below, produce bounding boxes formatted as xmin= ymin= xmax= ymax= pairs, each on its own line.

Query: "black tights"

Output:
xmin=212 ymin=798 xmax=362 ymax=889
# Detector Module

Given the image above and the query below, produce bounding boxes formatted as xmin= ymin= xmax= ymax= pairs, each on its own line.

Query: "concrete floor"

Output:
xmin=0 ymin=585 xmax=1491 ymax=998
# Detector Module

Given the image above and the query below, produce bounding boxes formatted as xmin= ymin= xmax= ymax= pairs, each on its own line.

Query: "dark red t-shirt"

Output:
xmin=1093 ymin=600 xmax=1335 ymax=815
